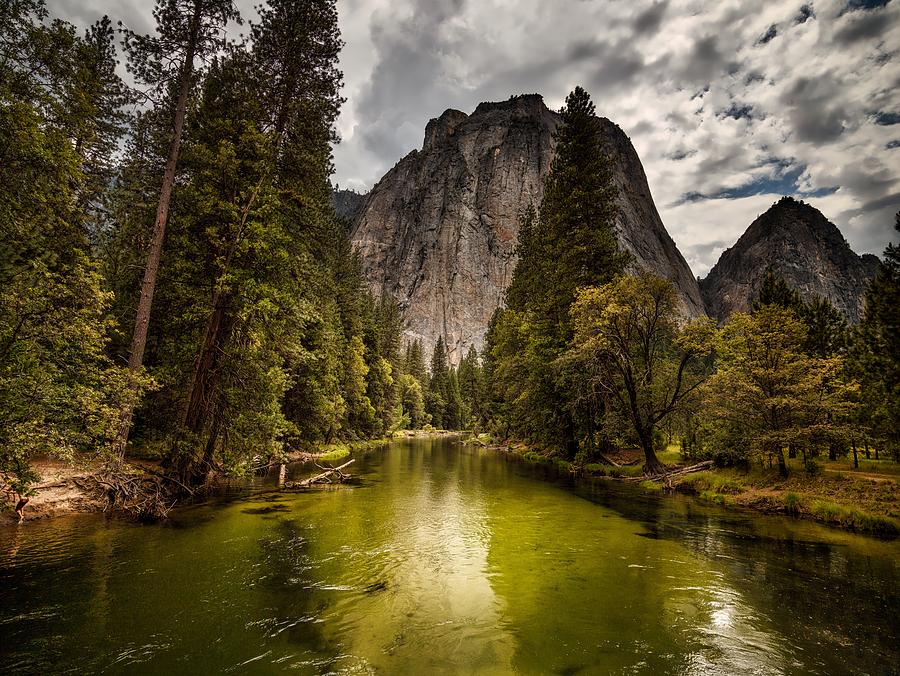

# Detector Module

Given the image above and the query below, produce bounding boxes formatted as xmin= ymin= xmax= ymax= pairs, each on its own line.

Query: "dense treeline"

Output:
xmin=1 ymin=0 xmax=895 ymax=500
xmin=482 ymin=88 xmax=900 ymax=476
xmin=0 ymin=0 xmax=478 ymax=494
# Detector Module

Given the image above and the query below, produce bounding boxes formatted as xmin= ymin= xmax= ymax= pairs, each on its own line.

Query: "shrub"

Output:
xmin=805 ymin=458 xmax=822 ymax=475
xmin=782 ymin=491 xmax=802 ymax=516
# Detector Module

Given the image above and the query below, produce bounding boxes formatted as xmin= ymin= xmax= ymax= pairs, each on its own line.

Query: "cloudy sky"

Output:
xmin=51 ymin=0 xmax=899 ymax=275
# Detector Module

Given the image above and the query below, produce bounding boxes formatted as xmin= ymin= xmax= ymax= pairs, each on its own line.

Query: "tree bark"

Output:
xmin=640 ymin=429 xmax=666 ymax=476
xmin=113 ymin=0 xmax=203 ymax=457
xmin=776 ymin=446 xmax=788 ymax=478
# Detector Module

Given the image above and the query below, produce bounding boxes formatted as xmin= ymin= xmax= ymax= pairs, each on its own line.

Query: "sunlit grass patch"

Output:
xmin=782 ymin=491 xmax=802 ymax=515
xmin=318 ymin=445 xmax=351 ymax=463
xmin=810 ymin=500 xmax=899 ymax=536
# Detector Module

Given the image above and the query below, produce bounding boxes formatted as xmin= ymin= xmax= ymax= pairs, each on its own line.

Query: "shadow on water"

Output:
xmin=0 ymin=436 xmax=897 ymax=675
xmin=541 ymin=461 xmax=900 ymax=675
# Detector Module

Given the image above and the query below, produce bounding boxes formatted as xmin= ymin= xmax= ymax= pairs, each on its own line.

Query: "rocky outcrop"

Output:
xmin=700 ymin=197 xmax=878 ymax=323
xmin=332 ymin=188 xmax=367 ymax=223
xmin=349 ymin=94 xmax=704 ymax=363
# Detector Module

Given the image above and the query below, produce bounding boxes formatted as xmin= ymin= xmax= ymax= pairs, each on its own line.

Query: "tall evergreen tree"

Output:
xmin=488 ymin=86 xmax=625 ymax=456
xmin=114 ymin=0 xmax=240 ymax=455
xmin=0 ymin=0 xmax=137 ymax=492
xmin=855 ymin=212 xmax=900 ymax=458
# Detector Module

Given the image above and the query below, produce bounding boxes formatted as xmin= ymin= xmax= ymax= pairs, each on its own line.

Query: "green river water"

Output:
xmin=1 ymin=436 xmax=898 ymax=674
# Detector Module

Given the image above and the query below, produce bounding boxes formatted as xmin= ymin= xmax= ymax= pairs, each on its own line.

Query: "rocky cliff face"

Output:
xmin=332 ymin=188 xmax=367 ymax=223
xmin=700 ymin=197 xmax=879 ymax=323
xmin=349 ymin=94 xmax=704 ymax=363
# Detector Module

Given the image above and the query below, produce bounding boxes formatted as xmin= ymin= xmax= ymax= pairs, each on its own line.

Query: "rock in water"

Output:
xmin=700 ymin=196 xmax=879 ymax=323
xmin=349 ymin=94 xmax=703 ymax=363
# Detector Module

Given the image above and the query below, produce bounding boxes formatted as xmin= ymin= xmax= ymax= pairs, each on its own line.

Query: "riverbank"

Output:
xmin=1 ymin=429 xmax=462 ymax=524
xmin=474 ymin=435 xmax=900 ymax=537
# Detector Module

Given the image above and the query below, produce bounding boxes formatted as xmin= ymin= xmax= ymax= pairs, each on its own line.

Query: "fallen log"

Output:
xmin=622 ymin=460 xmax=714 ymax=482
xmin=284 ymin=459 xmax=355 ymax=489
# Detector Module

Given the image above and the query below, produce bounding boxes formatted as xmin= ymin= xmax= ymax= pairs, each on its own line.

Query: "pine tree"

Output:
xmin=404 ymin=339 xmax=429 ymax=391
xmin=114 ymin=0 xmax=240 ymax=455
xmin=427 ymin=336 xmax=450 ymax=428
xmin=0 ymin=1 xmax=137 ymax=492
xmin=752 ymin=267 xmax=803 ymax=313
xmin=855 ymin=212 xmax=900 ymax=458
xmin=487 ymin=86 xmax=625 ymax=456
xmin=457 ymin=345 xmax=483 ymax=428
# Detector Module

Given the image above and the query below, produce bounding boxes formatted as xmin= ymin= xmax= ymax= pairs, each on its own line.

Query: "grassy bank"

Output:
xmin=479 ymin=437 xmax=900 ymax=538
xmin=672 ymin=463 xmax=899 ymax=537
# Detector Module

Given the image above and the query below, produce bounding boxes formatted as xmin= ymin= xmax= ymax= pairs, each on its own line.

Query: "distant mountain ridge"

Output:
xmin=340 ymin=94 xmax=703 ymax=363
xmin=700 ymin=196 xmax=879 ymax=323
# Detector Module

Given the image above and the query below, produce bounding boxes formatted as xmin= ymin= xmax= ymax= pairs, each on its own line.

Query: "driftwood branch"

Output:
xmin=284 ymin=459 xmax=355 ymax=489
xmin=622 ymin=460 xmax=713 ymax=482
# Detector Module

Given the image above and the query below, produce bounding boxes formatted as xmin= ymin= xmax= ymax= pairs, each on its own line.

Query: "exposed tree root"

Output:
xmin=71 ymin=468 xmax=183 ymax=521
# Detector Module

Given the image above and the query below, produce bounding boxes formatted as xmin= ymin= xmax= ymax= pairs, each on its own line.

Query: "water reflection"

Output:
xmin=0 ymin=437 xmax=897 ymax=675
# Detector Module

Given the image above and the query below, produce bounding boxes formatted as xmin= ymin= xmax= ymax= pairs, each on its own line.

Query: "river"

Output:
xmin=1 ymin=436 xmax=898 ymax=674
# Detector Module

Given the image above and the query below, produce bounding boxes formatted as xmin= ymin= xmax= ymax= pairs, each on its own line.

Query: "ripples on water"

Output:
xmin=1 ymin=437 xmax=898 ymax=675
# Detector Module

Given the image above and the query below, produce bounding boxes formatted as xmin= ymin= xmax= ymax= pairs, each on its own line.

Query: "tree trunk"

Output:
xmin=181 ymin=299 xmax=234 ymax=434
xmin=852 ymin=440 xmax=858 ymax=469
xmin=776 ymin=446 xmax=788 ymax=478
xmin=113 ymin=1 xmax=203 ymax=457
xmin=640 ymin=430 xmax=666 ymax=476
xmin=864 ymin=438 xmax=870 ymax=459
xmin=788 ymin=443 xmax=797 ymax=459
xmin=563 ymin=413 xmax=578 ymax=460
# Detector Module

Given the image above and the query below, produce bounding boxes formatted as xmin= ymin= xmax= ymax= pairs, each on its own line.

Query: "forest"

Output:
xmin=1 ymin=0 xmax=898 ymax=533
xmin=0 ymin=0 xmax=478 ymax=500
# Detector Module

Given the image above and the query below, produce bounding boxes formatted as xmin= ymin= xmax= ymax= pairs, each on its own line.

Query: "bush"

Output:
xmin=782 ymin=491 xmax=802 ymax=515
xmin=805 ymin=458 xmax=822 ymax=475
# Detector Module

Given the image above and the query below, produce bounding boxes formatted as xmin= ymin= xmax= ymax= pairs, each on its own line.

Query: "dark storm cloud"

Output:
xmin=633 ymin=1 xmax=669 ymax=35
xmin=677 ymin=36 xmax=737 ymax=86
xmin=782 ymin=77 xmax=848 ymax=143
xmin=352 ymin=0 xmax=469 ymax=165
xmin=833 ymin=8 xmax=893 ymax=43
xmin=564 ymin=38 xmax=646 ymax=90
xmin=49 ymin=0 xmax=155 ymax=32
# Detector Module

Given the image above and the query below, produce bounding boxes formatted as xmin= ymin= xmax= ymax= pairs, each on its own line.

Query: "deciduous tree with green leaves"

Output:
xmin=570 ymin=274 xmax=716 ymax=475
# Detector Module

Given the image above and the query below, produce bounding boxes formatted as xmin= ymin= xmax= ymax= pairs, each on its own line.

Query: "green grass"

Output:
xmin=318 ymin=445 xmax=350 ymax=463
xmin=679 ymin=471 xmax=746 ymax=494
xmin=809 ymin=500 xmax=899 ymax=536
xmin=583 ymin=463 xmax=608 ymax=476
xmin=698 ymin=490 xmax=733 ymax=506
xmin=782 ymin=491 xmax=802 ymax=516
xmin=639 ymin=480 xmax=663 ymax=492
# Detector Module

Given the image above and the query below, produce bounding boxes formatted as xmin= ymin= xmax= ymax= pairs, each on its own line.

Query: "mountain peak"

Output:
xmin=349 ymin=94 xmax=703 ymax=363
xmin=701 ymin=197 xmax=875 ymax=322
